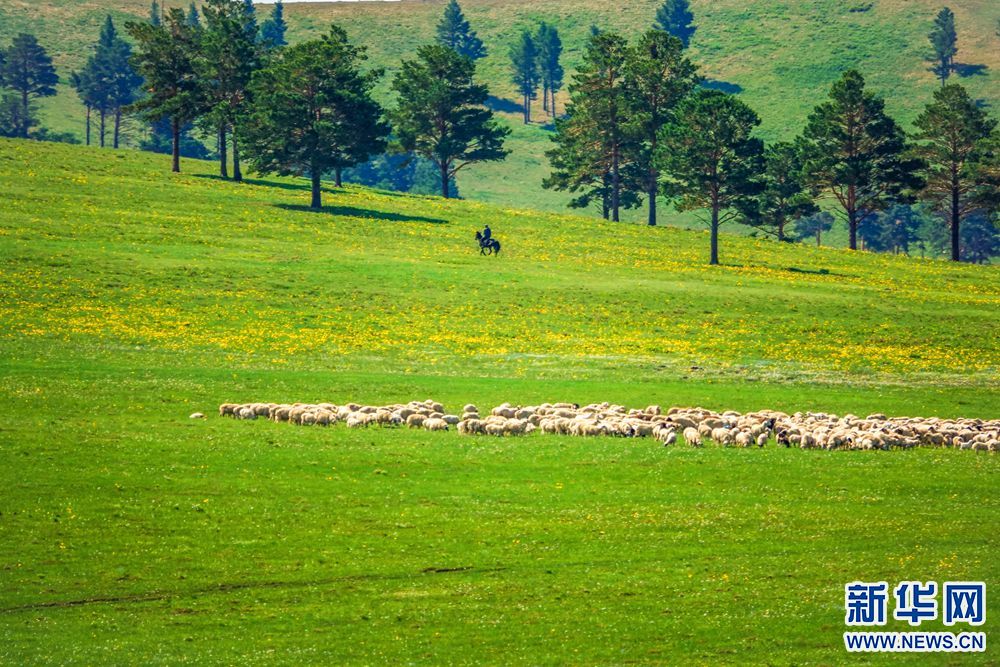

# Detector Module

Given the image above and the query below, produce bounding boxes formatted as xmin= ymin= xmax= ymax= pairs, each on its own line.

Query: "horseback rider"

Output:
xmin=475 ymin=225 xmax=500 ymax=255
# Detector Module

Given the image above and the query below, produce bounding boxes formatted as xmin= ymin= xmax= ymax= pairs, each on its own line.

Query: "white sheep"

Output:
xmin=683 ymin=427 xmax=702 ymax=447
xmin=423 ymin=418 xmax=449 ymax=432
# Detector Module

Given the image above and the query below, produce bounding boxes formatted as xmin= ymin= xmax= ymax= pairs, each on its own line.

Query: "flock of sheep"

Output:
xmin=215 ymin=400 xmax=999 ymax=452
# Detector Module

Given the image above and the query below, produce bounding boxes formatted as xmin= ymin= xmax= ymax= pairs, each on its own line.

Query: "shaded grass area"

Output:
xmin=0 ymin=139 xmax=997 ymax=663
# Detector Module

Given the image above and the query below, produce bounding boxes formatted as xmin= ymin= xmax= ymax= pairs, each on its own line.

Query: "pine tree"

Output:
xmin=544 ymin=110 xmax=642 ymax=219
xmin=104 ymin=19 xmax=142 ymax=148
xmin=436 ymin=0 xmax=486 ymax=61
xmin=958 ymin=210 xmax=1000 ymax=263
xmin=0 ymin=33 xmax=58 ymax=138
xmin=799 ymin=70 xmax=924 ymax=250
xmin=150 ymin=0 xmax=161 ymax=26
xmin=95 ymin=17 xmax=118 ymax=146
xmin=81 ymin=17 xmax=143 ymax=149
xmin=0 ymin=92 xmax=35 ymax=139
xmin=200 ymin=0 xmax=262 ymax=181
xmin=739 ymin=141 xmax=818 ymax=241
xmin=793 ymin=211 xmax=834 ymax=247
xmin=535 ymin=22 xmax=564 ymax=118
xmin=187 ymin=3 xmax=201 ymax=27
xmin=126 ymin=9 xmax=204 ymax=172
xmin=654 ymin=0 xmax=696 ymax=48
xmin=624 ymin=29 xmax=698 ymax=226
xmin=241 ymin=0 xmax=258 ymax=38
xmin=544 ymin=32 xmax=645 ymax=221
xmin=77 ymin=35 xmax=111 ymax=147
xmin=859 ymin=204 xmax=926 ymax=254
xmin=658 ymin=89 xmax=765 ymax=265
xmin=927 ymin=7 xmax=957 ymax=85
xmin=390 ymin=44 xmax=509 ymax=199
xmin=548 ymin=32 xmax=638 ymax=221
xmin=244 ymin=27 xmax=389 ymax=208
xmin=509 ymin=30 xmax=539 ymax=124
xmin=323 ymin=28 xmax=389 ymax=188
xmin=260 ymin=0 xmax=288 ymax=50
xmin=140 ymin=116 xmax=211 ymax=159
xmin=911 ymin=83 xmax=997 ymax=261
xmin=70 ymin=69 xmax=96 ymax=145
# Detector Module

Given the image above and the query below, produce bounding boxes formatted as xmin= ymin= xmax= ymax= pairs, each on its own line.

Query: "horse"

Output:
xmin=475 ymin=230 xmax=501 ymax=255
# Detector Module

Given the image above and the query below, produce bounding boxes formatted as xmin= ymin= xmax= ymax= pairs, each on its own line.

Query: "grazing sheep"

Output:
xmin=457 ymin=419 xmax=485 ymax=435
xmin=216 ymin=398 xmax=1000 ymax=458
xmin=485 ymin=423 xmax=506 ymax=437
xmin=655 ymin=427 xmax=677 ymax=446
xmin=423 ymin=417 xmax=449 ymax=432
xmin=667 ymin=415 xmax=697 ymax=430
xmin=503 ymin=419 xmax=529 ymax=436
xmin=711 ymin=427 xmax=733 ymax=446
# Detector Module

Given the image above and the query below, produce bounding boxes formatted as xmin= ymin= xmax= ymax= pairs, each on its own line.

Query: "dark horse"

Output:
xmin=475 ymin=230 xmax=501 ymax=255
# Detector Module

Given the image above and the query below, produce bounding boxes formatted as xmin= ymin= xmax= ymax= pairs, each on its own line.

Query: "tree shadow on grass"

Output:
xmin=485 ymin=95 xmax=523 ymax=114
xmin=275 ymin=203 xmax=448 ymax=224
xmin=954 ymin=63 xmax=988 ymax=78
xmin=701 ymin=78 xmax=744 ymax=94
xmin=783 ymin=266 xmax=835 ymax=276
xmin=720 ymin=263 xmax=847 ymax=278
xmin=192 ymin=174 xmax=347 ymax=195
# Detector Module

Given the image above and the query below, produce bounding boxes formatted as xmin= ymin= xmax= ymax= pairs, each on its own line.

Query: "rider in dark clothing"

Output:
xmin=482 ymin=225 xmax=492 ymax=242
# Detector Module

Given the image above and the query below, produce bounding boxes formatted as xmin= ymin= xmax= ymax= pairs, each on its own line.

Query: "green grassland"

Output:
xmin=0 ymin=139 xmax=998 ymax=663
xmin=1 ymin=0 xmax=998 ymax=222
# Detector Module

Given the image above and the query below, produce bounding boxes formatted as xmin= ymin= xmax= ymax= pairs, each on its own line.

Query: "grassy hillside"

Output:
xmin=2 ymin=138 xmax=998 ymax=391
xmin=1 ymin=0 xmax=998 ymax=221
xmin=1 ymin=139 xmax=998 ymax=663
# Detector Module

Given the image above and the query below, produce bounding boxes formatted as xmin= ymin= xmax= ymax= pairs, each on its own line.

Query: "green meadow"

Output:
xmin=0 ymin=139 xmax=997 ymax=663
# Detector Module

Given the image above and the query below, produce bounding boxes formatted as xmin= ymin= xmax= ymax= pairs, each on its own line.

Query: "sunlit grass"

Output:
xmin=0 ymin=137 xmax=997 ymax=664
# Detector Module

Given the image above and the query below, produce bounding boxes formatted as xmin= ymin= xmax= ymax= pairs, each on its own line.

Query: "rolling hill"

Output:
xmin=1 ymin=0 xmax=998 ymax=221
xmin=2 ymin=137 xmax=998 ymax=398
xmin=0 ymin=138 xmax=998 ymax=663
